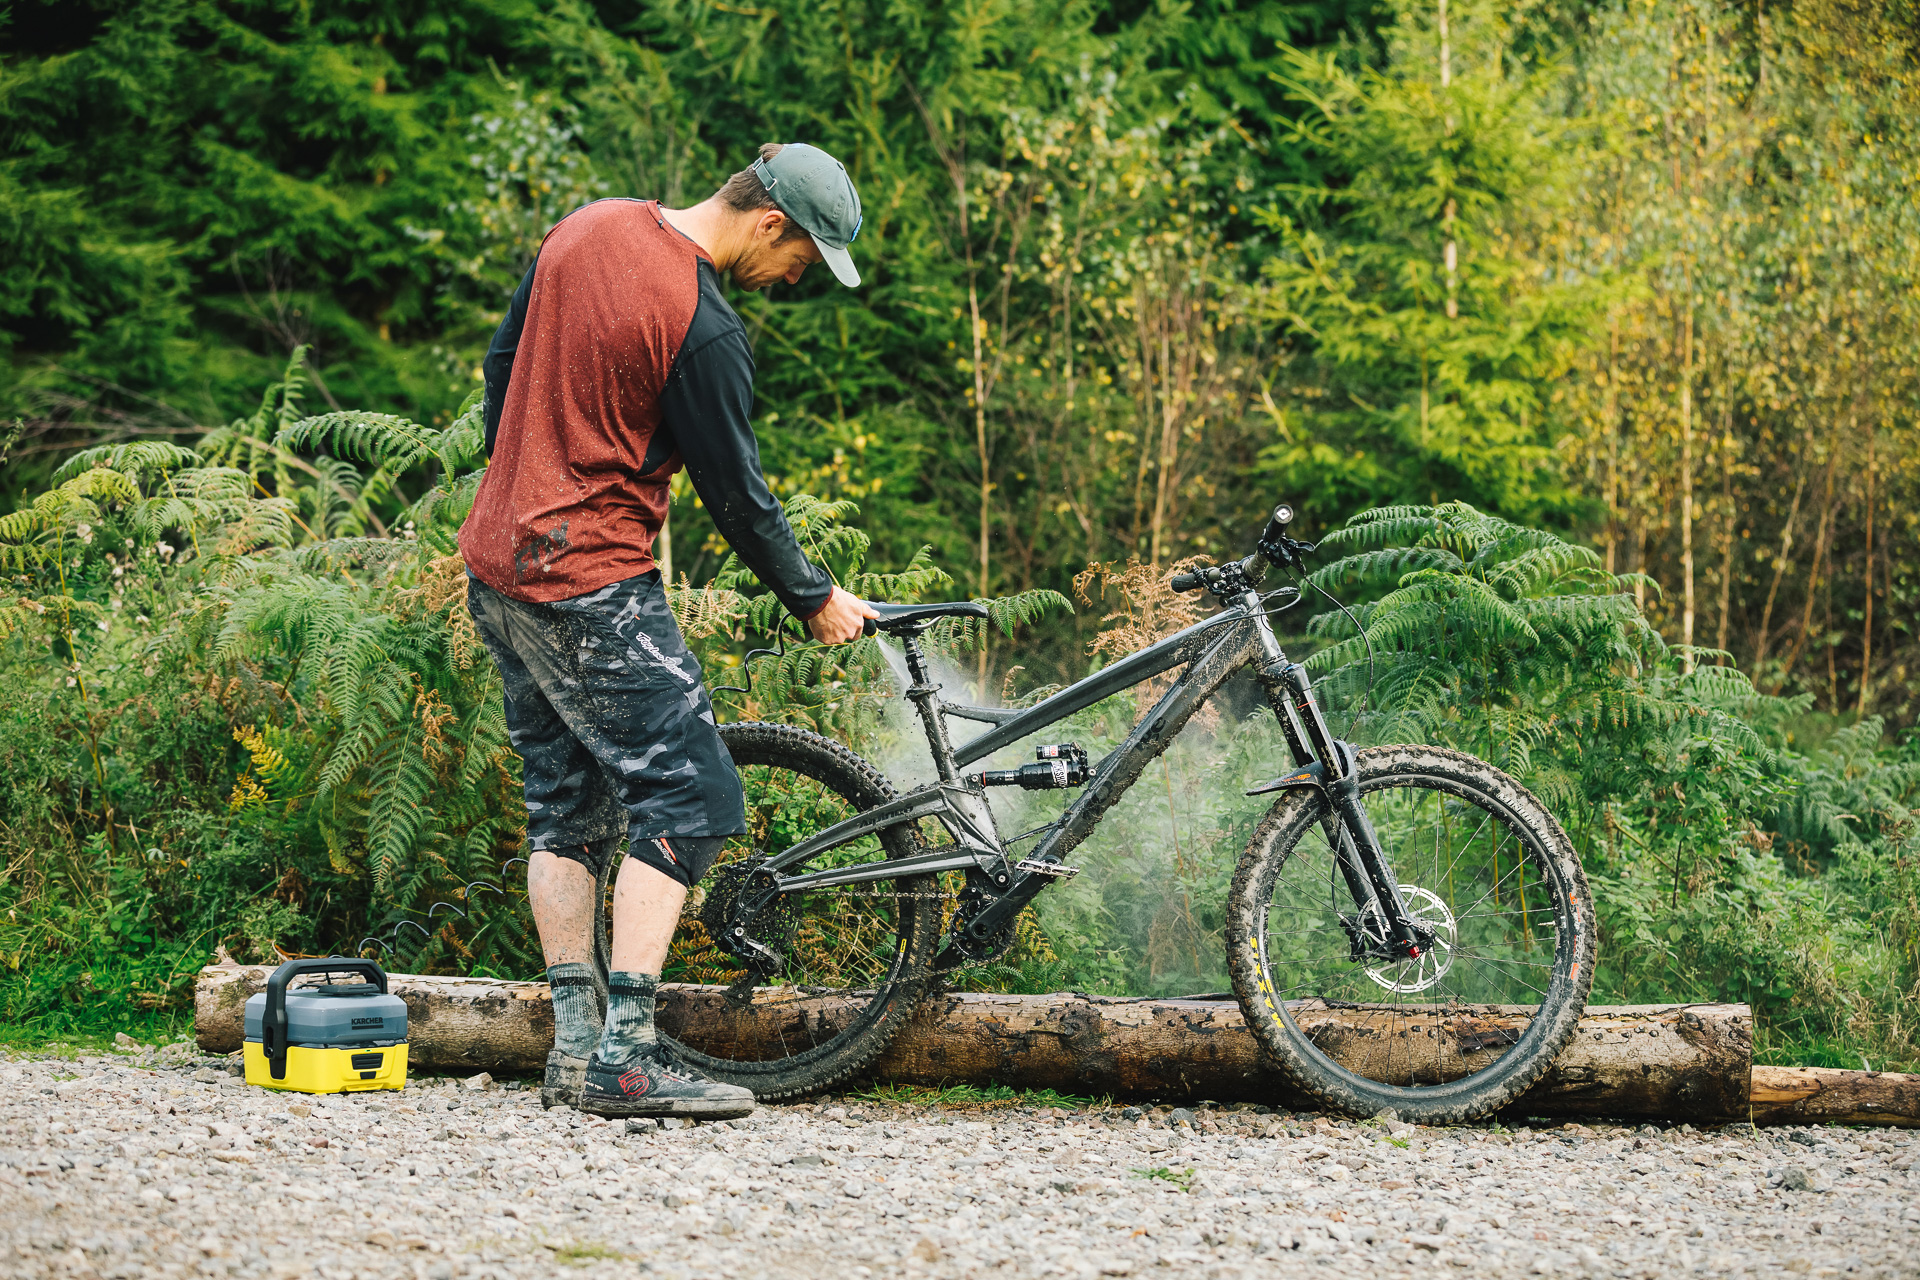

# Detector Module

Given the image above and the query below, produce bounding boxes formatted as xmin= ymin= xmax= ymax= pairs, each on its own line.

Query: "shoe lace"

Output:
xmin=643 ymin=1048 xmax=706 ymax=1085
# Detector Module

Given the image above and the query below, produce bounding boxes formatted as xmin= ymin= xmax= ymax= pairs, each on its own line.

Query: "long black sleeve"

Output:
xmin=482 ymin=259 xmax=538 ymax=457
xmin=656 ymin=278 xmax=834 ymax=620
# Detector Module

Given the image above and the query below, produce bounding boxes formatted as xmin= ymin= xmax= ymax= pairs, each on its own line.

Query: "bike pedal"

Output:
xmin=1015 ymin=858 xmax=1078 ymax=879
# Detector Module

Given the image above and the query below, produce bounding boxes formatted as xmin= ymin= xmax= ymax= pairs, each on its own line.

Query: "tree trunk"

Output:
xmin=1603 ymin=316 xmax=1621 ymax=575
xmin=1715 ymin=403 xmax=1734 ymax=661
xmin=1752 ymin=462 xmax=1807 ymax=677
xmin=1439 ymin=0 xmax=1458 ymax=319
xmin=1775 ymin=454 xmax=1838 ymax=692
xmin=1679 ymin=306 xmax=1695 ymax=670
xmin=1858 ymin=430 xmax=1876 ymax=714
xmin=199 ymin=967 xmax=1769 ymax=1121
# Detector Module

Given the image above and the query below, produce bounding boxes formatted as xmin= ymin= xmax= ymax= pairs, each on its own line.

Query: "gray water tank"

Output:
xmin=244 ymin=982 xmax=408 ymax=1047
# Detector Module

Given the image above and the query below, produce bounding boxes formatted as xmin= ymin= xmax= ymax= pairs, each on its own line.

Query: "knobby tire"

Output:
xmin=597 ymin=722 xmax=935 ymax=1100
xmin=1226 ymin=744 xmax=1595 ymax=1124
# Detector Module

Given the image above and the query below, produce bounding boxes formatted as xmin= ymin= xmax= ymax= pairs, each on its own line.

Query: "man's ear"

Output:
xmin=754 ymin=209 xmax=789 ymax=242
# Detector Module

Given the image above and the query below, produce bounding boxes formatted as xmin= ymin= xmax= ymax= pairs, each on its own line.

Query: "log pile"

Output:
xmin=195 ymin=966 xmax=1917 ymax=1124
xmin=199 ymin=966 xmax=1831 ymax=1122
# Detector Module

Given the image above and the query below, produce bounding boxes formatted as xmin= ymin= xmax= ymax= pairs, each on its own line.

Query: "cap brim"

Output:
xmin=812 ymin=234 xmax=861 ymax=287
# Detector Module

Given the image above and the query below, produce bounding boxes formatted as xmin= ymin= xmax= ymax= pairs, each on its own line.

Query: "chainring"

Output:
xmin=934 ymin=885 xmax=1020 ymax=973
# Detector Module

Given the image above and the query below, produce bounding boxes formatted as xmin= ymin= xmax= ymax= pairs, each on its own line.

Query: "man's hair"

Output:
xmin=716 ymin=143 xmax=811 ymax=242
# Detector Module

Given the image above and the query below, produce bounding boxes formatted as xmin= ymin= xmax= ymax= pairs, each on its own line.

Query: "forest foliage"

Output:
xmin=3 ymin=0 xmax=1918 ymax=1067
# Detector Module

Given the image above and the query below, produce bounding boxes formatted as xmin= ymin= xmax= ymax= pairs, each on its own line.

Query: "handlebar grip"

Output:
xmin=1261 ymin=502 xmax=1295 ymax=545
xmin=1170 ymin=570 xmax=1204 ymax=593
xmin=862 ymin=616 xmax=878 ymax=637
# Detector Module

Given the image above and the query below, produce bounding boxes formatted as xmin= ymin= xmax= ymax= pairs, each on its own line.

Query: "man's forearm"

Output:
xmin=659 ymin=330 xmax=833 ymax=618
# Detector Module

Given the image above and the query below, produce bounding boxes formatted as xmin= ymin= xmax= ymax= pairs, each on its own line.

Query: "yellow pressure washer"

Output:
xmin=243 ymin=957 xmax=409 ymax=1094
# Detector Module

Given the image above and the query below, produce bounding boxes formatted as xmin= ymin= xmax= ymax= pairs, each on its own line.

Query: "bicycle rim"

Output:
xmin=1244 ymin=750 xmax=1588 ymax=1111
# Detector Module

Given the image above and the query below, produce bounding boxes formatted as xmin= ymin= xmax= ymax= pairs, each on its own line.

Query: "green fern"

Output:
xmin=1301 ymin=500 xmax=1784 ymax=839
xmin=705 ymin=494 xmax=1072 ymax=733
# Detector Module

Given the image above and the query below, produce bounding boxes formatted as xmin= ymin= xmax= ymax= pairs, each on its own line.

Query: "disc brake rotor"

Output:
xmin=1361 ymin=885 xmax=1457 ymax=994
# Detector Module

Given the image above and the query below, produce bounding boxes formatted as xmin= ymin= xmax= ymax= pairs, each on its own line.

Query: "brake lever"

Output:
xmin=1258 ymin=533 xmax=1317 ymax=571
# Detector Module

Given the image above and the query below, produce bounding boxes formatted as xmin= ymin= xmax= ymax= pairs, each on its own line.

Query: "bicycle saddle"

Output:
xmin=864 ymin=600 xmax=991 ymax=634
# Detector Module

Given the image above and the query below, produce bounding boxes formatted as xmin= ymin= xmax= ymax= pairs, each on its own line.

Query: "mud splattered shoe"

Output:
xmin=576 ymin=1047 xmax=756 ymax=1120
xmin=541 ymin=1050 xmax=588 ymax=1110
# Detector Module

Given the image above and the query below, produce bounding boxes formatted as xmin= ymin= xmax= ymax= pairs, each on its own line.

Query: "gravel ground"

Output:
xmin=3 ymin=1048 xmax=1917 ymax=1279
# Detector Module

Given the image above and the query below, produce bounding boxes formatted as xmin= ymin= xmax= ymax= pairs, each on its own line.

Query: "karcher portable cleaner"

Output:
xmin=243 ymin=957 xmax=409 ymax=1093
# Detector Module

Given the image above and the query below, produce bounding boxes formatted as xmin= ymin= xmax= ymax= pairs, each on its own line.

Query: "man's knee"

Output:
xmin=543 ymin=834 xmax=622 ymax=879
xmin=624 ymin=835 xmax=727 ymax=887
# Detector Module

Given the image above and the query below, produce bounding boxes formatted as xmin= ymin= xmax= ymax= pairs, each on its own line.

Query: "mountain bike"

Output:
xmin=595 ymin=503 xmax=1594 ymax=1124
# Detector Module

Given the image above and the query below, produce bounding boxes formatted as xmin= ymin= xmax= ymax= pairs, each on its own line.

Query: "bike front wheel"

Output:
xmin=1226 ymin=744 xmax=1594 ymax=1124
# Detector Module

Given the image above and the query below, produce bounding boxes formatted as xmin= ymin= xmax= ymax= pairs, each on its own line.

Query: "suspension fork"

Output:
xmin=1259 ymin=656 xmax=1427 ymax=959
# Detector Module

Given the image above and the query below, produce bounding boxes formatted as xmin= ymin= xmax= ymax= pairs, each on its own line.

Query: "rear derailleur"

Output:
xmin=699 ymin=857 xmax=800 ymax=1007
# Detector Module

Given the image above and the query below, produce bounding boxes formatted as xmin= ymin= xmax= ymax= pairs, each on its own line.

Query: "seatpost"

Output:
xmin=899 ymin=633 xmax=959 ymax=782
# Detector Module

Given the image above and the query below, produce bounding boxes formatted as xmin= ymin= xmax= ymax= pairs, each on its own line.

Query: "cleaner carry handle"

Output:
xmin=262 ymin=957 xmax=389 ymax=1081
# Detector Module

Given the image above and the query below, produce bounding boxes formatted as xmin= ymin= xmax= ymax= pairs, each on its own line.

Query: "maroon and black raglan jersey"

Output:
xmin=458 ymin=198 xmax=833 ymax=619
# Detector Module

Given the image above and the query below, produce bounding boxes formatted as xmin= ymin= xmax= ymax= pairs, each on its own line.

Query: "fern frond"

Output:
xmin=366 ymin=718 xmax=440 ymax=890
xmin=667 ymin=580 xmax=746 ymax=640
xmin=53 ymin=442 xmax=201 ymax=485
xmin=437 ymin=389 xmax=488 ymax=473
xmin=277 ymin=412 xmax=440 ymax=471
xmin=1305 ymin=546 xmax=1462 ymax=594
xmin=294 ymin=537 xmax=418 ymax=574
xmin=60 ymin=467 xmax=140 ymax=507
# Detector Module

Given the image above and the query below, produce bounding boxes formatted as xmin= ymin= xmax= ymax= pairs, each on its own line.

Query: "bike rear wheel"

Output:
xmin=1226 ymin=744 xmax=1594 ymax=1124
xmin=592 ymin=721 xmax=937 ymax=1100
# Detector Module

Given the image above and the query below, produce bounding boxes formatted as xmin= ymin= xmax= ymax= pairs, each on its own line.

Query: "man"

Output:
xmin=458 ymin=143 xmax=878 ymax=1120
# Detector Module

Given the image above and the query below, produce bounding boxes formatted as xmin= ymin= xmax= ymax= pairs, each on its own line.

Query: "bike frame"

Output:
xmin=759 ymin=571 xmax=1425 ymax=961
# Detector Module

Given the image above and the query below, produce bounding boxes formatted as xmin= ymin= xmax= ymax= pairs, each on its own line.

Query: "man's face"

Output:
xmin=729 ymin=211 xmax=823 ymax=291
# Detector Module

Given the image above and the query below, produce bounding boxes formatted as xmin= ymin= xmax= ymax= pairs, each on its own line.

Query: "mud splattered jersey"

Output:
xmin=458 ymin=199 xmax=833 ymax=618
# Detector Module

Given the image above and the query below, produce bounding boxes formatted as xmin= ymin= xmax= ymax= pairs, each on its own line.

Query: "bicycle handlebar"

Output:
xmin=1171 ymin=502 xmax=1304 ymax=593
xmin=1263 ymin=503 xmax=1296 ymax=545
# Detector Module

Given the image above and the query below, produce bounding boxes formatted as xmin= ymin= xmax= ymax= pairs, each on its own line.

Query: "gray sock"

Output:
xmin=546 ymin=962 xmax=601 ymax=1059
xmin=597 ymin=970 xmax=661 ymax=1062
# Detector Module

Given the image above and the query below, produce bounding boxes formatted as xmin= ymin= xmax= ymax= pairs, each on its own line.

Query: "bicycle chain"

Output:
xmin=706 ymin=874 xmax=1020 ymax=989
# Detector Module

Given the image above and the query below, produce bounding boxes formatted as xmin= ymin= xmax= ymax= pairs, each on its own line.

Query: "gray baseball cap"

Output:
xmin=752 ymin=143 xmax=863 ymax=287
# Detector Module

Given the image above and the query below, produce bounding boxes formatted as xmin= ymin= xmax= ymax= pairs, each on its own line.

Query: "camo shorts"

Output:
xmin=466 ymin=570 xmax=744 ymax=883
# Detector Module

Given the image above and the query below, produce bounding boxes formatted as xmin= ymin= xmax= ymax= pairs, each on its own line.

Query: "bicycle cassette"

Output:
xmin=699 ymin=856 xmax=800 ymax=979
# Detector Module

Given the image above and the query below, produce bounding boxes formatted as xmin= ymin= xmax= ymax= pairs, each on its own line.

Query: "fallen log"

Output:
xmin=1749 ymin=1066 xmax=1920 ymax=1129
xmin=197 ymin=965 xmax=1764 ymax=1121
xmin=859 ymin=994 xmax=1754 ymax=1123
